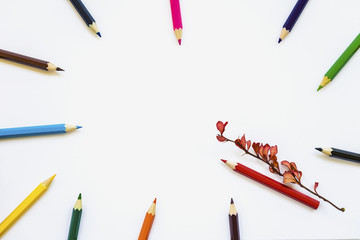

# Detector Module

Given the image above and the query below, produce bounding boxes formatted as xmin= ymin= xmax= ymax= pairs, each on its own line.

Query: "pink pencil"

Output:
xmin=170 ymin=0 xmax=183 ymax=45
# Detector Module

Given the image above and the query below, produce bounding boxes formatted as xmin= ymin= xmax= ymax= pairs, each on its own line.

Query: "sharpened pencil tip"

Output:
xmin=278 ymin=38 xmax=282 ymax=43
xmin=56 ymin=67 xmax=64 ymax=71
xmin=315 ymin=148 xmax=322 ymax=152
xmin=221 ymin=159 xmax=227 ymax=163
xmin=78 ymin=193 xmax=82 ymax=200
xmin=76 ymin=126 xmax=82 ymax=129
xmin=97 ymin=32 xmax=102 ymax=37
xmin=153 ymin=198 xmax=157 ymax=204
xmin=231 ymin=198 xmax=234 ymax=204
xmin=317 ymin=85 xmax=323 ymax=91
xmin=178 ymin=39 xmax=181 ymax=45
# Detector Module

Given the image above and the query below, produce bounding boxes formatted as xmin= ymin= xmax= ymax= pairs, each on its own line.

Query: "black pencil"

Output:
xmin=316 ymin=147 xmax=360 ymax=164
xmin=69 ymin=0 xmax=101 ymax=37
xmin=229 ymin=198 xmax=240 ymax=240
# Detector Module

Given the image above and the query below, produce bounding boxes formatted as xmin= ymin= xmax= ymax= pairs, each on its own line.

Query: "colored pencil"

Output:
xmin=0 ymin=175 xmax=56 ymax=236
xmin=278 ymin=0 xmax=309 ymax=43
xmin=138 ymin=198 xmax=156 ymax=240
xmin=221 ymin=160 xmax=319 ymax=209
xmin=170 ymin=0 xmax=183 ymax=45
xmin=0 ymin=49 xmax=63 ymax=71
xmin=69 ymin=0 xmax=101 ymax=37
xmin=316 ymin=147 xmax=360 ymax=164
xmin=0 ymin=124 xmax=82 ymax=139
xmin=68 ymin=194 xmax=83 ymax=240
xmin=317 ymin=33 xmax=360 ymax=91
xmin=229 ymin=198 xmax=240 ymax=240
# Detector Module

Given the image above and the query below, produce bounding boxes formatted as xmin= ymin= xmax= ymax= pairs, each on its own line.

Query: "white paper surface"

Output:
xmin=0 ymin=0 xmax=359 ymax=239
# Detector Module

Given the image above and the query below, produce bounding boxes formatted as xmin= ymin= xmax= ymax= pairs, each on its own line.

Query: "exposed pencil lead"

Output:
xmin=78 ymin=193 xmax=82 ymax=200
xmin=97 ymin=32 xmax=102 ymax=37
xmin=231 ymin=198 xmax=234 ymax=204
xmin=153 ymin=198 xmax=157 ymax=204
xmin=56 ymin=67 xmax=64 ymax=71
xmin=317 ymin=85 xmax=323 ymax=91
xmin=76 ymin=126 xmax=82 ymax=129
xmin=278 ymin=38 xmax=282 ymax=44
xmin=178 ymin=39 xmax=181 ymax=45
xmin=315 ymin=148 xmax=322 ymax=152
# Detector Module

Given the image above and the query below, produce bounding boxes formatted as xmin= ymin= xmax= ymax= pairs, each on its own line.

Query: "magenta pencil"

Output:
xmin=170 ymin=0 xmax=183 ymax=45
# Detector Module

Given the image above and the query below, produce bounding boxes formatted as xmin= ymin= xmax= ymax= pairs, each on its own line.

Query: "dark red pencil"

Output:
xmin=229 ymin=198 xmax=240 ymax=240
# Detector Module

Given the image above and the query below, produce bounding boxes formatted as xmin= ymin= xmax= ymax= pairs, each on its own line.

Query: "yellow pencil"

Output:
xmin=0 ymin=174 xmax=56 ymax=236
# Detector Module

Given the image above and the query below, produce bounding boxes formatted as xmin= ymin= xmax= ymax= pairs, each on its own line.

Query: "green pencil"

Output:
xmin=68 ymin=194 xmax=82 ymax=240
xmin=317 ymin=33 xmax=360 ymax=91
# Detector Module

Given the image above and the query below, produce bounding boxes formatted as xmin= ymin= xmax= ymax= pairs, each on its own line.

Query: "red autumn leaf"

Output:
xmin=281 ymin=160 xmax=291 ymax=170
xmin=314 ymin=182 xmax=319 ymax=194
xmin=269 ymin=166 xmax=274 ymax=173
xmin=259 ymin=144 xmax=264 ymax=159
xmin=246 ymin=140 xmax=251 ymax=150
xmin=269 ymin=145 xmax=278 ymax=158
xmin=293 ymin=171 xmax=302 ymax=182
xmin=272 ymin=159 xmax=279 ymax=171
xmin=283 ymin=171 xmax=296 ymax=184
xmin=252 ymin=142 xmax=260 ymax=156
xmin=216 ymin=121 xmax=228 ymax=135
xmin=262 ymin=144 xmax=270 ymax=161
xmin=216 ymin=135 xmax=227 ymax=142
xmin=235 ymin=138 xmax=244 ymax=150
xmin=240 ymin=134 xmax=246 ymax=149
xmin=290 ymin=162 xmax=298 ymax=172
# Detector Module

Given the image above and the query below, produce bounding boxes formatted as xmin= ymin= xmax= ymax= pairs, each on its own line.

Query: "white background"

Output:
xmin=0 ymin=0 xmax=359 ymax=239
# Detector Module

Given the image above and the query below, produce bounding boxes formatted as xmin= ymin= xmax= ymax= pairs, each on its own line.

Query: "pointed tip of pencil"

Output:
xmin=76 ymin=126 xmax=82 ymax=129
xmin=153 ymin=198 xmax=157 ymax=204
xmin=178 ymin=39 xmax=181 ymax=45
xmin=231 ymin=198 xmax=234 ymax=204
xmin=56 ymin=67 xmax=64 ymax=71
xmin=78 ymin=193 xmax=82 ymax=200
xmin=278 ymin=38 xmax=282 ymax=43
xmin=315 ymin=148 xmax=322 ymax=152
xmin=317 ymin=85 xmax=323 ymax=91
xmin=42 ymin=174 xmax=56 ymax=187
xmin=97 ymin=32 xmax=102 ymax=37
xmin=221 ymin=159 xmax=227 ymax=163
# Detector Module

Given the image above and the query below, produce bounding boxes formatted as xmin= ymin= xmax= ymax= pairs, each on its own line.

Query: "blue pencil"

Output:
xmin=278 ymin=0 xmax=309 ymax=43
xmin=0 ymin=124 xmax=82 ymax=138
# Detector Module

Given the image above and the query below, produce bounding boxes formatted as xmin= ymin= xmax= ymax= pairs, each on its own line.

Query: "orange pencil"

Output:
xmin=138 ymin=198 xmax=156 ymax=240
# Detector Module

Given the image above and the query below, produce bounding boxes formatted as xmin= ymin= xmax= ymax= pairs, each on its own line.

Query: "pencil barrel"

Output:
xmin=283 ymin=0 xmax=309 ymax=31
xmin=0 ymin=49 xmax=49 ymax=70
xmin=229 ymin=214 xmax=240 ymax=240
xmin=70 ymin=0 xmax=96 ymax=26
xmin=0 ymin=124 xmax=67 ymax=138
xmin=68 ymin=209 xmax=82 ymax=240
xmin=170 ymin=0 xmax=183 ymax=30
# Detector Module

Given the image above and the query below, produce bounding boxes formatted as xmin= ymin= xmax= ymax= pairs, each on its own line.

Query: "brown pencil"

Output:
xmin=0 ymin=49 xmax=63 ymax=71
xmin=229 ymin=198 xmax=240 ymax=240
xmin=138 ymin=198 xmax=156 ymax=240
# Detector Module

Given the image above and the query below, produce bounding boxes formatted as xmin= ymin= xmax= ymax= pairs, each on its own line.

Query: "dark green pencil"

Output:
xmin=68 ymin=194 xmax=82 ymax=240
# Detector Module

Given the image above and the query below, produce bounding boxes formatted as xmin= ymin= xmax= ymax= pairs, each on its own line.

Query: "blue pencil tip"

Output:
xmin=278 ymin=38 xmax=282 ymax=43
xmin=97 ymin=32 xmax=102 ymax=37
xmin=76 ymin=126 xmax=82 ymax=129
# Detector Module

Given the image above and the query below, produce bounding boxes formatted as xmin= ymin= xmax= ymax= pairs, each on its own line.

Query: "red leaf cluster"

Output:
xmin=281 ymin=161 xmax=303 ymax=184
xmin=216 ymin=121 xmax=228 ymax=142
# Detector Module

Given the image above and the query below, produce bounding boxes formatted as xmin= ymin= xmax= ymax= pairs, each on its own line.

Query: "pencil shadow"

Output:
xmin=0 ymin=133 xmax=79 ymax=144
xmin=0 ymin=59 xmax=62 ymax=76
xmin=315 ymin=153 xmax=360 ymax=167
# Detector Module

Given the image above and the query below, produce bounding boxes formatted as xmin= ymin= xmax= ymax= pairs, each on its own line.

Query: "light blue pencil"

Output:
xmin=0 ymin=124 xmax=82 ymax=138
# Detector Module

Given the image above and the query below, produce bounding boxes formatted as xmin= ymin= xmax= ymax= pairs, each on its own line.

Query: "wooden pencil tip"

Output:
xmin=231 ymin=198 xmax=234 ymax=204
xmin=78 ymin=193 xmax=82 ymax=200
xmin=153 ymin=198 xmax=157 ymax=204
xmin=315 ymin=148 xmax=322 ymax=152
xmin=221 ymin=159 xmax=227 ymax=163
xmin=56 ymin=67 xmax=64 ymax=71
xmin=42 ymin=174 xmax=56 ymax=187
xmin=97 ymin=32 xmax=102 ymax=37
xmin=178 ymin=39 xmax=181 ymax=45
xmin=278 ymin=38 xmax=282 ymax=43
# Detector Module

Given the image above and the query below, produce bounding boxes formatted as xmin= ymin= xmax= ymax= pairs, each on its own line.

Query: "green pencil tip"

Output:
xmin=317 ymin=85 xmax=323 ymax=91
xmin=78 ymin=193 xmax=82 ymax=200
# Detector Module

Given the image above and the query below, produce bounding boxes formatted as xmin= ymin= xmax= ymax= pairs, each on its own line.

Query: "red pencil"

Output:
xmin=221 ymin=160 xmax=320 ymax=209
xmin=170 ymin=0 xmax=183 ymax=45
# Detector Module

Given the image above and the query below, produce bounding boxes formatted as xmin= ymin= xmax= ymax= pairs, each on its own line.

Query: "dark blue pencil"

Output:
xmin=69 ymin=0 xmax=101 ymax=37
xmin=278 ymin=0 xmax=309 ymax=43
xmin=0 ymin=124 xmax=82 ymax=138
